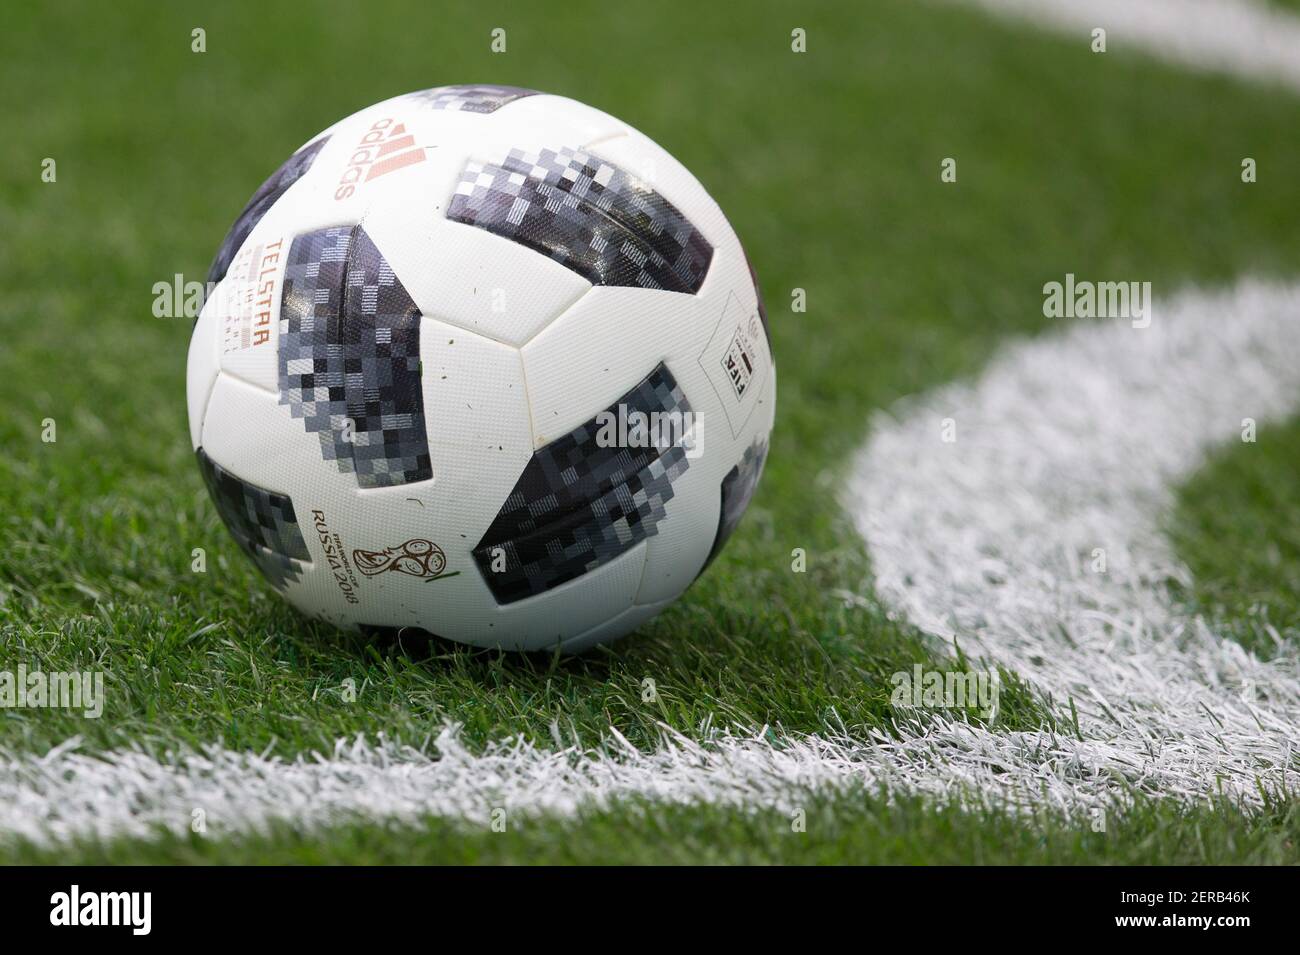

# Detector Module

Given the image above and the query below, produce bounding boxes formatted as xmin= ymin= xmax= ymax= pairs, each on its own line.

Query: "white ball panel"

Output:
xmin=475 ymin=93 xmax=626 ymax=156
xmin=365 ymin=207 xmax=591 ymax=347
xmin=200 ymin=371 xmax=358 ymax=512
xmin=559 ymin=598 xmax=674 ymax=654
xmin=186 ymin=300 xmax=221 ymax=450
xmin=283 ymin=100 xmax=443 ymax=221
xmin=519 ymin=285 xmax=718 ymax=446
xmin=690 ymin=285 xmax=773 ymax=443
xmin=415 ymin=317 xmax=534 ymax=496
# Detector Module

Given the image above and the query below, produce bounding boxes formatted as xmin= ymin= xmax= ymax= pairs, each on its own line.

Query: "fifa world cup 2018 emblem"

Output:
xmin=352 ymin=539 xmax=455 ymax=581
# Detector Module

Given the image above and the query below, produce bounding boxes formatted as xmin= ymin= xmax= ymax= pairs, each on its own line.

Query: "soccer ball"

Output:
xmin=186 ymin=85 xmax=775 ymax=652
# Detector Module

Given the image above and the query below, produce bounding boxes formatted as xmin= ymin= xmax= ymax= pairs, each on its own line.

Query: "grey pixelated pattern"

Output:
xmin=278 ymin=225 xmax=431 ymax=488
xmin=207 ymin=136 xmax=329 ymax=285
xmin=447 ymin=147 xmax=714 ymax=294
xmin=196 ymin=448 xmax=309 ymax=591
xmin=473 ymin=363 xmax=692 ymax=604
xmin=409 ymin=84 xmax=538 ymax=114
xmin=702 ymin=437 xmax=768 ymax=572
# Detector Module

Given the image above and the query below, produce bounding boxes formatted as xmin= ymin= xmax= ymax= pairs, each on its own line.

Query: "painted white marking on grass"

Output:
xmin=846 ymin=278 xmax=1300 ymax=811
xmin=2 ymin=282 xmax=1297 ymax=850
xmin=963 ymin=0 xmax=1300 ymax=94
xmin=0 ymin=729 xmax=885 ymax=847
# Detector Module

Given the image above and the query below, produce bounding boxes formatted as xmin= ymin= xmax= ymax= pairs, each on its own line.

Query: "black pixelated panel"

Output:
xmin=196 ymin=448 xmax=309 ymax=590
xmin=447 ymin=146 xmax=713 ymax=294
xmin=702 ymin=437 xmax=768 ymax=571
xmin=410 ymin=84 xmax=538 ymax=114
xmin=278 ymin=225 xmax=432 ymax=489
xmin=207 ymin=136 xmax=329 ymax=285
xmin=473 ymin=363 xmax=692 ymax=604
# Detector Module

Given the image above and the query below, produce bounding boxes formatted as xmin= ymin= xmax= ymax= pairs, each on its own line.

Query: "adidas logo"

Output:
xmin=334 ymin=118 xmax=425 ymax=200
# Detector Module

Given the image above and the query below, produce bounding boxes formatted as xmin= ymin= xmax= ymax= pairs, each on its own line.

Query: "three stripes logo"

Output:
xmin=334 ymin=117 xmax=426 ymax=200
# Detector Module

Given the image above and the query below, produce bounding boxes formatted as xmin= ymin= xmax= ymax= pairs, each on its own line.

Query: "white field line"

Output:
xmin=962 ymin=0 xmax=1300 ymax=93
xmin=844 ymin=278 xmax=1300 ymax=812
xmin=2 ymin=280 xmax=1298 ymax=848
xmin=0 ymin=730 xmax=868 ymax=847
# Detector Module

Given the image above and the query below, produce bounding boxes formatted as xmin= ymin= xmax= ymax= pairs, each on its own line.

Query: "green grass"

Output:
xmin=1169 ymin=416 xmax=1300 ymax=658
xmin=7 ymin=789 xmax=1300 ymax=865
xmin=2 ymin=0 xmax=1299 ymax=863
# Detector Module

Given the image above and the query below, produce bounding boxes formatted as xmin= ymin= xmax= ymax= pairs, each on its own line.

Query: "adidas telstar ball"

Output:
xmin=186 ymin=85 xmax=775 ymax=651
